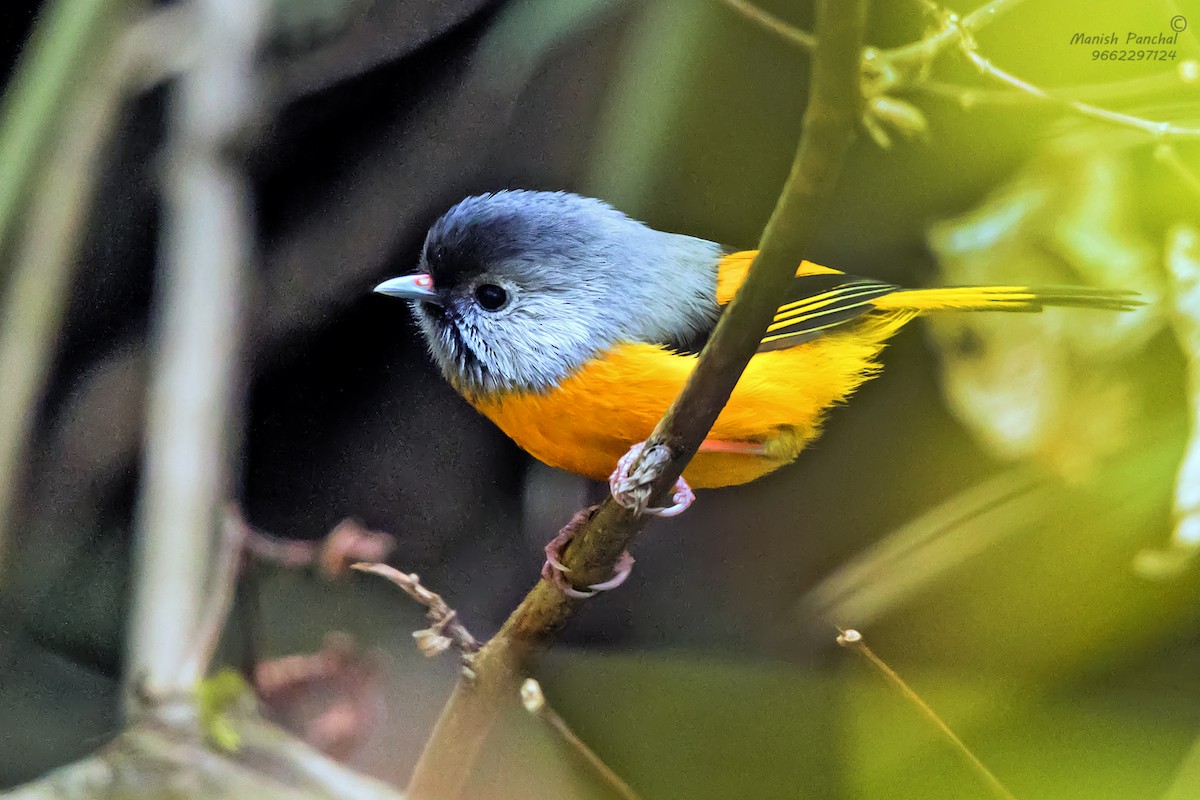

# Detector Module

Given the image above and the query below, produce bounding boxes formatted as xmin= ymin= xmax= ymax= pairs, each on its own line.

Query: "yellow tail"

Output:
xmin=873 ymin=285 xmax=1142 ymax=313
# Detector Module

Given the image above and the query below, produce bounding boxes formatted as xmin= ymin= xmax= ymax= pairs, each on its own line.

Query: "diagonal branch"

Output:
xmin=717 ymin=0 xmax=815 ymax=50
xmin=953 ymin=43 xmax=1200 ymax=139
xmin=520 ymin=678 xmax=643 ymax=800
xmin=401 ymin=1 xmax=868 ymax=797
xmin=837 ymin=628 xmax=1018 ymax=800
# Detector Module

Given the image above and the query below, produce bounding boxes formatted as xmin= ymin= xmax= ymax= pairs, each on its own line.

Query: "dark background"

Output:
xmin=3 ymin=0 xmax=1200 ymax=797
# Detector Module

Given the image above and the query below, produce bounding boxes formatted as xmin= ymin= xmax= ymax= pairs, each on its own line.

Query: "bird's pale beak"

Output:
xmin=373 ymin=273 xmax=441 ymax=304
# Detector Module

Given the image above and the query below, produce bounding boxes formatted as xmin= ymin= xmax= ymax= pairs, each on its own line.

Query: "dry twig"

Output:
xmin=837 ymin=628 xmax=1018 ymax=800
xmin=352 ymin=563 xmax=481 ymax=659
xmin=520 ymin=678 xmax=642 ymax=800
xmin=180 ymin=509 xmax=249 ymax=686
xmin=717 ymin=0 xmax=814 ymax=49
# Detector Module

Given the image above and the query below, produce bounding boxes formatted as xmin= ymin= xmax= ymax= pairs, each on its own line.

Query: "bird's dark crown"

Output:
xmin=423 ymin=200 xmax=526 ymax=286
xmin=419 ymin=190 xmax=628 ymax=287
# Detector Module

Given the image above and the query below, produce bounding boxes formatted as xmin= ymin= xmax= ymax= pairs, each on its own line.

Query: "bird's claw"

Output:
xmin=542 ymin=549 xmax=635 ymax=599
xmin=540 ymin=506 xmax=635 ymax=598
xmin=646 ymin=477 xmax=695 ymax=516
xmin=609 ymin=440 xmax=696 ymax=516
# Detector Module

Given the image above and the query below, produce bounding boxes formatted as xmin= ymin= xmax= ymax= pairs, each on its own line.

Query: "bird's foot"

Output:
xmin=540 ymin=506 xmax=635 ymax=599
xmin=609 ymin=441 xmax=695 ymax=517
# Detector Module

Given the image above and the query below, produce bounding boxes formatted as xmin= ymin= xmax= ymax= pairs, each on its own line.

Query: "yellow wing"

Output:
xmin=716 ymin=250 xmax=1141 ymax=352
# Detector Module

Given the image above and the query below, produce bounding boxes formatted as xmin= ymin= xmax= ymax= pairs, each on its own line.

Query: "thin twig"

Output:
xmin=255 ymin=633 xmax=372 ymax=697
xmin=898 ymin=1 xmax=1200 ymax=138
xmin=917 ymin=70 xmax=1196 ymax=108
xmin=254 ymin=632 xmax=385 ymax=760
xmin=404 ymin=2 xmax=867 ymax=798
xmin=520 ymin=678 xmax=643 ymax=800
xmin=352 ymin=563 xmax=481 ymax=659
xmin=179 ymin=509 xmax=247 ymax=686
xmin=715 ymin=0 xmax=1025 ymax=65
xmin=167 ymin=510 xmax=398 ymax=685
xmin=957 ymin=46 xmax=1200 ymax=139
xmin=317 ymin=521 xmax=396 ymax=578
xmin=836 ymin=628 xmax=1019 ymax=800
xmin=715 ymin=0 xmax=814 ymax=50
xmin=881 ymin=0 xmax=1029 ymax=78
xmin=242 ymin=523 xmax=321 ymax=567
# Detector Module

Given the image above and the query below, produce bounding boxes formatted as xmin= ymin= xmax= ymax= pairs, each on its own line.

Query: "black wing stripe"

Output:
xmin=758 ymin=315 xmax=859 ymax=350
xmin=775 ymin=280 xmax=882 ymax=313
xmin=768 ymin=285 xmax=897 ymax=330
xmin=774 ymin=284 xmax=887 ymax=318
xmin=755 ymin=273 xmax=900 ymax=353
xmin=762 ymin=304 xmax=876 ymax=342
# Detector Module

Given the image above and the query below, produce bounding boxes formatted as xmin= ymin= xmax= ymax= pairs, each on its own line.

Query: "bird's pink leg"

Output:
xmin=698 ymin=438 xmax=768 ymax=455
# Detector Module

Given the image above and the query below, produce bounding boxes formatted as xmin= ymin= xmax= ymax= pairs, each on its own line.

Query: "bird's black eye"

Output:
xmin=474 ymin=283 xmax=508 ymax=311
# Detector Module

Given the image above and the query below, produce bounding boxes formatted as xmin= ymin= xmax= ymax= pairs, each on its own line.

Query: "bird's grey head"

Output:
xmin=375 ymin=190 xmax=722 ymax=396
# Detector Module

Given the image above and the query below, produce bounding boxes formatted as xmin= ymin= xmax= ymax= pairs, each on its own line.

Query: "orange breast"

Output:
xmin=468 ymin=333 xmax=887 ymax=489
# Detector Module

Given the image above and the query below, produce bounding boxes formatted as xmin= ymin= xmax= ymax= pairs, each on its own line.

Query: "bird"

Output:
xmin=374 ymin=190 xmax=1139 ymax=595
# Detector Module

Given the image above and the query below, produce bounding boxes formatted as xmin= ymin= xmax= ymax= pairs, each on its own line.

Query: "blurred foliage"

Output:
xmin=927 ymin=136 xmax=1169 ymax=477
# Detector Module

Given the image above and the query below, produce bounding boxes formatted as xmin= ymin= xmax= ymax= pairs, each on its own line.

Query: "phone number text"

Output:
xmin=1092 ymin=49 xmax=1177 ymax=61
